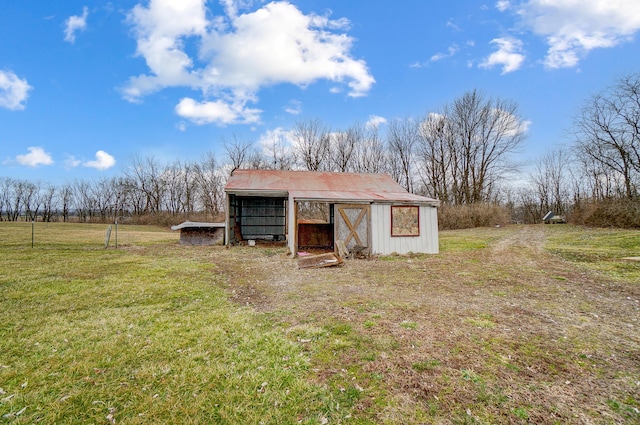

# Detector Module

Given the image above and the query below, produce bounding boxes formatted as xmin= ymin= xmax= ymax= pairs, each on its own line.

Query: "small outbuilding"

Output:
xmin=224 ymin=170 xmax=440 ymax=256
xmin=171 ymin=221 xmax=225 ymax=245
xmin=542 ymin=211 xmax=566 ymax=224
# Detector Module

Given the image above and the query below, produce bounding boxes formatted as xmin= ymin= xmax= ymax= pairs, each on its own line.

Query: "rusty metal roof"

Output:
xmin=224 ymin=169 xmax=439 ymax=205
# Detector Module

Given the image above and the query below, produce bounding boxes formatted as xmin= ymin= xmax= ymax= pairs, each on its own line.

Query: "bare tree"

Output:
xmin=573 ymin=72 xmax=640 ymax=200
xmin=194 ymin=152 xmax=224 ymax=217
xmin=260 ymin=132 xmax=294 ymax=170
xmin=6 ymin=179 xmax=29 ymax=221
xmin=58 ymin=183 xmax=75 ymax=222
xmin=181 ymin=161 xmax=198 ymax=214
xmin=452 ymin=90 xmax=525 ymax=203
xmin=575 ymin=149 xmax=624 ymax=200
xmin=417 ymin=90 xmax=526 ymax=204
xmin=530 ymin=148 xmax=572 ymax=216
xmin=245 ymin=151 xmax=268 ymax=170
xmin=124 ymin=155 xmax=166 ymax=215
xmin=291 ymin=119 xmax=331 ymax=171
xmin=40 ymin=184 xmax=57 ymax=222
xmin=386 ymin=118 xmax=419 ymax=192
xmin=416 ymin=113 xmax=453 ymax=201
xmin=73 ymin=179 xmax=93 ymax=222
xmin=330 ymin=125 xmax=358 ymax=172
xmin=23 ymin=181 xmax=42 ymax=221
xmin=163 ymin=162 xmax=189 ymax=215
xmin=95 ymin=178 xmax=116 ymax=221
xmin=224 ymin=135 xmax=254 ymax=171
xmin=352 ymin=124 xmax=388 ymax=174
xmin=0 ymin=177 xmax=14 ymax=221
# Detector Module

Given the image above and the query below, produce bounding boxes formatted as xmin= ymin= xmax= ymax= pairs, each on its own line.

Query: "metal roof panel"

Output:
xmin=225 ymin=170 xmax=439 ymax=205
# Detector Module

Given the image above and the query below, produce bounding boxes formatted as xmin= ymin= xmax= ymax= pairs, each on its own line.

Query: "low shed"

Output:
xmin=224 ymin=170 xmax=440 ymax=256
xmin=171 ymin=221 xmax=225 ymax=245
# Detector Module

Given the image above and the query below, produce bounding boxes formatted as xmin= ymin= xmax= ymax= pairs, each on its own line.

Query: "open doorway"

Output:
xmin=297 ymin=201 xmax=334 ymax=252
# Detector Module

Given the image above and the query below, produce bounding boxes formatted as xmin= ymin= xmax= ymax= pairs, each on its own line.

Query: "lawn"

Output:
xmin=1 ymin=222 xmax=639 ymax=424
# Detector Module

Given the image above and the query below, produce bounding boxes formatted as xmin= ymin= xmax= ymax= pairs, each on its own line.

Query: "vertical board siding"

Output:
xmin=239 ymin=198 xmax=286 ymax=240
xmin=371 ymin=204 xmax=438 ymax=255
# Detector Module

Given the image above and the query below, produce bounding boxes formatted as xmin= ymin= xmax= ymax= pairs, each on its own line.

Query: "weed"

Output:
xmin=412 ymin=359 xmax=441 ymax=372
xmin=400 ymin=320 xmax=418 ymax=329
xmin=512 ymin=407 xmax=529 ymax=420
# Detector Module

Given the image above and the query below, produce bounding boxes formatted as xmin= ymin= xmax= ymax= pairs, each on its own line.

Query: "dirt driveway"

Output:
xmin=214 ymin=225 xmax=640 ymax=424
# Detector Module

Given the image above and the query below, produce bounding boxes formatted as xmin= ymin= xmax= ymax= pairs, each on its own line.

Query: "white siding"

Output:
xmin=370 ymin=204 xmax=439 ymax=255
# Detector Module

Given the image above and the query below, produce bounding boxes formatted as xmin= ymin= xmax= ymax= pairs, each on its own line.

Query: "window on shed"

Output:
xmin=391 ymin=205 xmax=420 ymax=236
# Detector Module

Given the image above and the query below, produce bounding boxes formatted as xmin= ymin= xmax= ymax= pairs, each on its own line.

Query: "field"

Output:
xmin=0 ymin=222 xmax=638 ymax=424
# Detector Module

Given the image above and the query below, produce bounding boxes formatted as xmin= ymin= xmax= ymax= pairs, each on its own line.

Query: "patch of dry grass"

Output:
xmin=2 ymin=223 xmax=638 ymax=424
xmin=215 ymin=225 xmax=640 ymax=424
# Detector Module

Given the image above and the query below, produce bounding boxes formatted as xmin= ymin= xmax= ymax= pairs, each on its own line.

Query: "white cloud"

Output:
xmin=201 ymin=2 xmax=374 ymax=96
xmin=123 ymin=0 xmax=374 ymax=124
xmin=64 ymin=6 xmax=89 ymax=43
xmin=365 ymin=115 xmax=387 ymax=129
xmin=446 ymin=19 xmax=461 ymax=32
xmin=175 ymin=97 xmax=261 ymax=125
xmin=516 ymin=0 xmax=640 ymax=68
xmin=64 ymin=155 xmax=82 ymax=168
xmin=220 ymin=0 xmax=256 ymax=19
xmin=16 ymin=147 xmax=54 ymax=167
xmin=0 ymin=70 xmax=32 ymax=110
xmin=257 ymin=127 xmax=295 ymax=151
xmin=495 ymin=108 xmax=531 ymax=136
xmin=431 ymin=44 xmax=460 ymax=62
xmin=84 ymin=150 xmax=116 ymax=170
xmin=122 ymin=0 xmax=207 ymax=101
xmin=284 ymin=99 xmax=302 ymax=115
xmin=496 ymin=1 xmax=511 ymax=12
xmin=479 ymin=37 xmax=525 ymax=74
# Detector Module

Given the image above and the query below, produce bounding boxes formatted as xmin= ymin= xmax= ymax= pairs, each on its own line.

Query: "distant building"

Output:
xmin=542 ymin=211 xmax=566 ymax=224
xmin=171 ymin=221 xmax=225 ymax=245
xmin=224 ymin=169 xmax=440 ymax=256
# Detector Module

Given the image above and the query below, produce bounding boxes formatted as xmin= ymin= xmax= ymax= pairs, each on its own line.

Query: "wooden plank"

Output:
xmin=297 ymin=252 xmax=344 ymax=269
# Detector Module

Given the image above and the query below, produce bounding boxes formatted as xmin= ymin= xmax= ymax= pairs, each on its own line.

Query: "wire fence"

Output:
xmin=0 ymin=222 xmax=178 ymax=250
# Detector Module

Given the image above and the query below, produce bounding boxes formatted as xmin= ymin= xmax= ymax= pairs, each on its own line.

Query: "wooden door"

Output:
xmin=334 ymin=204 xmax=370 ymax=251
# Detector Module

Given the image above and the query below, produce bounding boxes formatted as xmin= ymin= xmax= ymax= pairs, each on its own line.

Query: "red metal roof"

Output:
xmin=224 ymin=169 xmax=439 ymax=205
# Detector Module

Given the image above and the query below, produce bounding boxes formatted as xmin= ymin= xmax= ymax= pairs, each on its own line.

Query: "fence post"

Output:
xmin=105 ymin=225 xmax=112 ymax=248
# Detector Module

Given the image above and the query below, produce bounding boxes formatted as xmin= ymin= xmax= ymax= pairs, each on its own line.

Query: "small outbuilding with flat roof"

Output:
xmin=224 ymin=169 xmax=440 ymax=256
xmin=171 ymin=221 xmax=225 ymax=245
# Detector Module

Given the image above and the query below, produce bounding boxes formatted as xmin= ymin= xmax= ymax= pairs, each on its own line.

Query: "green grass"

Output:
xmin=438 ymin=227 xmax=508 ymax=253
xmin=545 ymin=225 xmax=640 ymax=281
xmin=2 ymin=222 xmax=639 ymax=424
xmin=0 ymin=223 xmax=348 ymax=424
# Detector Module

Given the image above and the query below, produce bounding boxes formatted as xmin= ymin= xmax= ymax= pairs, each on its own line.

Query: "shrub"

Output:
xmin=569 ymin=198 xmax=640 ymax=228
xmin=438 ymin=203 xmax=511 ymax=230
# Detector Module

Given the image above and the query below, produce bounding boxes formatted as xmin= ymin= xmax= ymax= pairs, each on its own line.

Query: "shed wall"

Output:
xmin=370 ymin=204 xmax=439 ymax=255
xmin=179 ymin=227 xmax=224 ymax=245
xmin=239 ymin=197 xmax=286 ymax=240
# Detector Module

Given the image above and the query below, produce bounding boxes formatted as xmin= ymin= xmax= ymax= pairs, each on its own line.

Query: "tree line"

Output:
xmin=2 ymin=73 xmax=638 ymax=227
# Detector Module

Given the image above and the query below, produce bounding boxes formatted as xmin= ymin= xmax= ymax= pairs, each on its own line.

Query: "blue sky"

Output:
xmin=1 ymin=0 xmax=639 ymax=184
